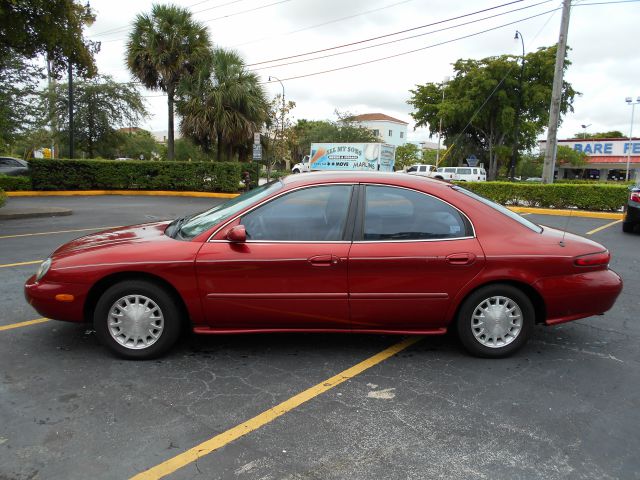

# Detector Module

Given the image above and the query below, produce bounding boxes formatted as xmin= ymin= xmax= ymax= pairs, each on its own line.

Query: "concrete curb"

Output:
xmin=4 ymin=191 xmax=624 ymax=220
xmin=0 ymin=207 xmax=72 ymax=220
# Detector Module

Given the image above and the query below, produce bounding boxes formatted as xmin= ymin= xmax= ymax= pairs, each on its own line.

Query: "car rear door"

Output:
xmin=348 ymin=184 xmax=485 ymax=332
xmin=195 ymin=184 xmax=356 ymax=331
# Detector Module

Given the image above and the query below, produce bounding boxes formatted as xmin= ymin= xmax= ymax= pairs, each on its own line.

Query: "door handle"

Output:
xmin=445 ymin=253 xmax=476 ymax=265
xmin=308 ymin=254 xmax=340 ymax=266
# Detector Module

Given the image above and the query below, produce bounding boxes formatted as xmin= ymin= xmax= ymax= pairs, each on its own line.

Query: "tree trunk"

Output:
xmin=167 ymin=83 xmax=175 ymax=160
xmin=216 ymin=131 xmax=223 ymax=161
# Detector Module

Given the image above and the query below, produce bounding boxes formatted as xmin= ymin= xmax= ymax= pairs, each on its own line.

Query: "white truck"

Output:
xmin=291 ymin=143 xmax=396 ymax=173
xmin=405 ymin=164 xmax=457 ymax=181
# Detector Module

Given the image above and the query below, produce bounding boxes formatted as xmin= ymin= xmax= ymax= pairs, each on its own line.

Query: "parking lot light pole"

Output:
xmin=510 ymin=30 xmax=525 ymax=181
xmin=268 ymin=76 xmax=285 ymax=176
xmin=436 ymin=76 xmax=449 ymax=166
xmin=625 ymin=96 xmax=640 ymax=181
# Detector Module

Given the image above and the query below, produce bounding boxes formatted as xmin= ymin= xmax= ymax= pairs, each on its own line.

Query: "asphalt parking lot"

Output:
xmin=1 ymin=195 xmax=639 ymax=480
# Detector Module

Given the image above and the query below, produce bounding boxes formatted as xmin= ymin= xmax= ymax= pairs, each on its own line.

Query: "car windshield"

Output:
xmin=453 ymin=186 xmax=543 ymax=233
xmin=175 ymin=180 xmax=283 ymax=240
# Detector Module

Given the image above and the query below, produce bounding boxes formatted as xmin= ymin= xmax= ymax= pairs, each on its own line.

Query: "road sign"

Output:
xmin=252 ymin=144 xmax=262 ymax=161
xmin=466 ymin=155 xmax=479 ymax=167
xmin=254 ymin=132 xmax=261 ymax=144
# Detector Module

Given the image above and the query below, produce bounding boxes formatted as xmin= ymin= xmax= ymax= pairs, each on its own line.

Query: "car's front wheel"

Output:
xmin=94 ymin=280 xmax=181 ymax=359
xmin=456 ymin=284 xmax=534 ymax=358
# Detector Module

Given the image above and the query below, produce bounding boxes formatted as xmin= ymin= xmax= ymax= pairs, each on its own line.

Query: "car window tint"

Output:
xmin=363 ymin=186 xmax=470 ymax=241
xmin=241 ymin=185 xmax=352 ymax=241
xmin=445 ymin=168 xmax=456 ymax=173
xmin=419 ymin=166 xmax=426 ymax=172
xmin=458 ymin=168 xmax=472 ymax=174
xmin=407 ymin=166 xmax=418 ymax=173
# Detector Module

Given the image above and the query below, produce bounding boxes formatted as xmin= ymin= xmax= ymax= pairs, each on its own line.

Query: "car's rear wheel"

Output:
xmin=456 ymin=284 xmax=534 ymax=358
xmin=292 ymin=169 xmax=300 ymax=174
xmin=622 ymin=221 xmax=635 ymax=233
xmin=94 ymin=280 xmax=181 ymax=359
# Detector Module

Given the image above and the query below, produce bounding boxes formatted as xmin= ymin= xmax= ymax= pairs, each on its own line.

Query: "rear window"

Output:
xmin=453 ymin=186 xmax=542 ymax=233
xmin=458 ymin=168 xmax=472 ymax=175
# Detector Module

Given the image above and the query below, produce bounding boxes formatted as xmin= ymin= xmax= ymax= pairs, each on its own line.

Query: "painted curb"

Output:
xmin=4 ymin=191 xmax=624 ymax=220
xmin=6 ymin=190 xmax=238 ymax=199
xmin=0 ymin=207 xmax=72 ymax=220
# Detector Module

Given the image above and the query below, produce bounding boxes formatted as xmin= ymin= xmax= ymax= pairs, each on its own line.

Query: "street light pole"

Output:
xmin=268 ymin=76 xmax=285 ymax=176
xmin=625 ymin=96 xmax=640 ymax=181
xmin=510 ymin=30 xmax=525 ymax=181
xmin=435 ymin=76 xmax=449 ymax=166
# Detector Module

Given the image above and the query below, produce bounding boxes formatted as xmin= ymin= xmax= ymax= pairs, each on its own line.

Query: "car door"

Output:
xmin=195 ymin=184 xmax=356 ymax=331
xmin=348 ymin=184 xmax=485 ymax=332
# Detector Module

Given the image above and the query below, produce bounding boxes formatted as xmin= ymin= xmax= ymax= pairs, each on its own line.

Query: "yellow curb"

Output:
xmin=6 ymin=190 xmax=239 ymax=199
xmin=508 ymin=207 xmax=623 ymax=220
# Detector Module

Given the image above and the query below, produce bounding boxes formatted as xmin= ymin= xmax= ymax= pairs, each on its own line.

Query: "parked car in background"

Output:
xmin=438 ymin=166 xmax=487 ymax=182
xmin=622 ymin=183 xmax=640 ymax=233
xmin=406 ymin=164 xmax=455 ymax=181
xmin=25 ymin=171 xmax=622 ymax=360
xmin=0 ymin=157 xmax=28 ymax=176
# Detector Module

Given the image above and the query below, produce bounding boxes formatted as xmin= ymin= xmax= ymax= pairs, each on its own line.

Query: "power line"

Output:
xmin=262 ymin=8 xmax=558 ymax=83
xmin=250 ymin=0 xmax=553 ymax=71
xmin=200 ymin=0 xmax=294 ymax=22
xmin=247 ymin=0 xmax=531 ymax=66
xmin=231 ymin=0 xmax=416 ymax=48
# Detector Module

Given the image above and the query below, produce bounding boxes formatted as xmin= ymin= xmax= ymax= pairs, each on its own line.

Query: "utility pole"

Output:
xmin=542 ymin=0 xmax=572 ymax=183
xmin=435 ymin=76 xmax=449 ymax=166
xmin=510 ymin=31 xmax=525 ymax=181
xmin=68 ymin=62 xmax=74 ymax=159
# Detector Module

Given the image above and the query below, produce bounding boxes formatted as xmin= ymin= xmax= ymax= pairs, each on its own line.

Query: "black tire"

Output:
xmin=94 ymin=280 xmax=182 ymax=360
xmin=456 ymin=284 xmax=534 ymax=358
xmin=292 ymin=169 xmax=300 ymax=174
xmin=622 ymin=221 xmax=635 ymax=233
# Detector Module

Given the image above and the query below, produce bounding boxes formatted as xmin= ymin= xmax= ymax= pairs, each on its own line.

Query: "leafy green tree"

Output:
xmin=47 ymin=75 xmax=148 ymax=158
xmin=174 ymin=137 xmax=209 ymax=162
xmin=516 ymin=152 xmax=543 ymax=178
xmin=394 ymin=143 xmax=421 ymax=170
xmin=0 ymin=0 xmax=97 ymax=76
xmin=0 ymin=55 xmax=43 ymax=147
xmin=408 ymin=46 xmax=578 ymax=180
xmin=127 ymin=4 xmax=211 ymax=160
xmin=556 ymin=145 xmax=588 ymax=167
xmin=290 ymin=119 xmax=378 ymax=160
xmin=574 ymin=130 xmax=625 ymax=139
xmin=115 ymin=130 xmax=161 ymax=160
xmin=177 ymin=48 xmax=268 ymax=162
xmin=263 ymin=94 xmax=296 ymax=173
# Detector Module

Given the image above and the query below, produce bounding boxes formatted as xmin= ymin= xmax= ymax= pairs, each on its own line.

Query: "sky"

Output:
xmin=84 ymin=0 xmax=640 ymax=144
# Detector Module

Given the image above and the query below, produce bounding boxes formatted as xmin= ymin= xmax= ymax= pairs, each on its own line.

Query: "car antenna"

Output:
xmin=559 ymin=208 xmax=573 ymax=247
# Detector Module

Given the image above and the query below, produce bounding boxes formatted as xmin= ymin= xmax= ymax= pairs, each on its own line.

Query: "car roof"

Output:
xmin=280 ymin=171 xmax=451 ymax=191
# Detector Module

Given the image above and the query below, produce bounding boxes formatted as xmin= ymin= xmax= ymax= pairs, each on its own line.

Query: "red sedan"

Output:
xmin=25 ymin=172 xmax=622 ymax=359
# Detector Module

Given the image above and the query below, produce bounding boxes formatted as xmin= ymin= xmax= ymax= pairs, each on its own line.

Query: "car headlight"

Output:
xmin=35 ymin=258 xmax=51 ymax=282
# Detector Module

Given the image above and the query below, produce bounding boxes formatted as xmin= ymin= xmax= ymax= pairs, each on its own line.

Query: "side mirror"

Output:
xmin=226 ymin=225 xmax=247 ymax=243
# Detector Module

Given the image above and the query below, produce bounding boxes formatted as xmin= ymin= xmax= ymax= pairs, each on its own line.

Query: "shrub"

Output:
xmin=0 ymin=188 xmax=5 ymax=208
xmin=456 ymin=181 xmax=628 ymax=211
xmin=28 ymin=159 xmax=243 ymax=193
xmin=0 ymin=174 xmax=32 ymax=191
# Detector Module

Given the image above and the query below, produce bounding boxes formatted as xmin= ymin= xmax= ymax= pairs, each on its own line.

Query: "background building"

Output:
xmin=539 ymin=137 xmax=640 ymax=181
xmin=352 ymin=113 xmax=408 ymax=147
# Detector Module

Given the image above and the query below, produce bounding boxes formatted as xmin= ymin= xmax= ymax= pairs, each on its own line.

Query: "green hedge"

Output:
xmin=0 ymin=188 xmax=5 ymax=208
xmin=0 ymin=174 xmax=31 ymax=191
xmin=457 ymin=181 xmax=627 ymax=211
xmin=29 ymin=159 xmax=243 ymax=193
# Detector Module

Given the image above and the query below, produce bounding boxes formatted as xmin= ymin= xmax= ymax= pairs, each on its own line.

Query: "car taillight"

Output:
xmin=574 ymin=251 xmax=610 ymax=267
xmin=630 ymin=191 xmax=640 ymax=203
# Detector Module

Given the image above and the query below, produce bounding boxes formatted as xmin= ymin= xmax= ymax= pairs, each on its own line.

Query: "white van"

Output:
xmin=437 ymin=166 xmax=486 ymax=182
xmin=406 ymin=164 xmax=457 ymax=181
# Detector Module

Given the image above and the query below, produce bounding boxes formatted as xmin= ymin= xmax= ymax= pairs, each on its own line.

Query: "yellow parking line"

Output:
xmin=586 ymin=220 xmax=622 ymax=235
xmin=0 ymin=260 xmax=42 ymax=269
xmin=0 ymin=318 xmax=49 ymax=331
xmin=0 ymin=226 xmax=122 ymax=240
xmin=130 ymin=335 xmax=423 ymax=480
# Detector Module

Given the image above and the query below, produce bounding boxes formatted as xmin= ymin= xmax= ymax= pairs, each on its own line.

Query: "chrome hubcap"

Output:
xmin=107 ymin=295 xmax=164 ymax=350
xmin=471 ymin=295 xmax=523 ymax=348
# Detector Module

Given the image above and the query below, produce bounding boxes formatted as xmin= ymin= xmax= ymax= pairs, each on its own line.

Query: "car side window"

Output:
xmin=240 ymin=185 xmax=352 ymax=241
xmin=363 ymin=186 xmax=471 ymax=241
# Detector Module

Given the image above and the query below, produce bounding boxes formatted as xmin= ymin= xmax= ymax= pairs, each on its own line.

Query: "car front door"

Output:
xmin=348 ymin=184 xmax=485 ymax=332
xmin=195 ymin=184 xmax=355 ymax=331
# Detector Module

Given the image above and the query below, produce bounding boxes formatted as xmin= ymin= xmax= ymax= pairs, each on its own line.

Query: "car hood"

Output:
xmin=52 ymin=221 xmax=172 ymax=257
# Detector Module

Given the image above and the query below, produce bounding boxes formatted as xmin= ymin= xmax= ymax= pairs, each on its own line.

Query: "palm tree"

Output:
xmin=126 ymin=4 xmax=211 ymax=160
xmin=178 ymin=48 xmax=268 ymax=161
